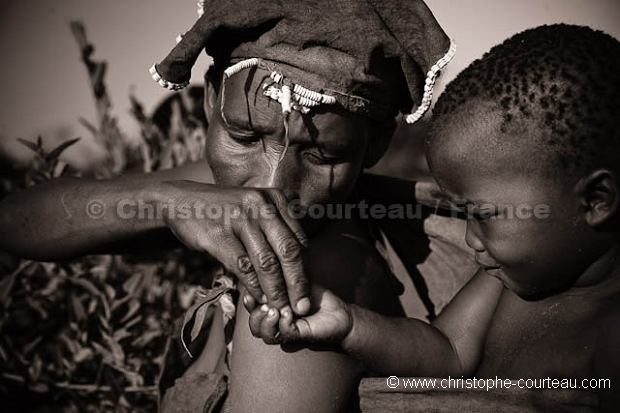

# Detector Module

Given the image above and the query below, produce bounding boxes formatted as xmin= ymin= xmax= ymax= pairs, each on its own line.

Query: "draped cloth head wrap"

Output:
xmin=150 ymin=0 xmax=455 ymax=123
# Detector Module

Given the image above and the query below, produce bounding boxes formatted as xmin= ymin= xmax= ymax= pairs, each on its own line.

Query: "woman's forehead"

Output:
xmin=219 ymin=68 xmax=370 ymax=152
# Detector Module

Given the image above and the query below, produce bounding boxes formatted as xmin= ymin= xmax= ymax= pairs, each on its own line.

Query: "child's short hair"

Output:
xmin=433 ymin=24 xmax=620 ymax=175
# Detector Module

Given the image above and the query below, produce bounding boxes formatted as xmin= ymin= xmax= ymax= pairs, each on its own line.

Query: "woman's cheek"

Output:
xmin=300 ymin=162 xmax=360 ymax=206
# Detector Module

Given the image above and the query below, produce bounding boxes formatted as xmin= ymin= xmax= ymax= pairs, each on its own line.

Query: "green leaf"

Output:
xmin=70 ymin=276 xmax=101 ymax=297
xmin=28 ymin=355 xmax=43 ymax=382
xmin=122 ymin=272 xmax=143 ymax=296
xmin=37 ymin=276 xmax=63 ymax=297
xmin=16 ymin=138 xmax=41 ymax=154
xmin=119 ymin=299 xmax=141 ymax=325
xmin=70 ymin=294 xmax=87 ymax=322
xmin=112 ymin=328 xmax=131 ymax=342
xmin=73 ymin=347 xmax=93 ymax=363
xmin=92 ymin=341 xmax=113 ymax=363
xmin=130 ymin=330 xmax=160 ymax=348
xmin=45 ymin=137 xmax=81 ymax=163
xmin=102 ymin=332 xmax=125 ymax=365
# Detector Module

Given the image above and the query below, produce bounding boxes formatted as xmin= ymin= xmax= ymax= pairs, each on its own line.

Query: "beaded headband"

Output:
xmin=150 ymin=0 xmax=456 ymax=123
xmin=150 ymin=41 xmax=455 ymax=124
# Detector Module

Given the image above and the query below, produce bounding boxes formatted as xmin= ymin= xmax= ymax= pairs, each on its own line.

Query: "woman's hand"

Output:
xmin=248 ymin=284 xmax=353 ymax=345
xmin=160 ymin=180 xmax=312 ymax=314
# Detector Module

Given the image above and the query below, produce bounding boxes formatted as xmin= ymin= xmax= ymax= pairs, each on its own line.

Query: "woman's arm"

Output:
xmin=0 ymin=159 xmax=311 ymax=312
xmin=0 ymin=160 xmax=213 ymax=260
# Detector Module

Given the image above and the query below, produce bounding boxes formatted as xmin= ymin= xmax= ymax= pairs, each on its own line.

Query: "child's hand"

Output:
xmin=248 ymin=285 xmax=352 ymax=345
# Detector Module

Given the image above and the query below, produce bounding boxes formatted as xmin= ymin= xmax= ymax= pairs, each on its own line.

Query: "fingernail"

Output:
xmin=243 ymin=294 xmax=249 ymax=306
xmin=296 ymin=298 xmax=311 ymax=314
xmin=281 ymin=307 xmax=291 ymax=318
xmin=260 ymin=294 xmax=267 ymax=304
xmin=261 ymin=304 xmax=269 ymax=312
xmin=268 ymin=308 xmax=276 ymax=318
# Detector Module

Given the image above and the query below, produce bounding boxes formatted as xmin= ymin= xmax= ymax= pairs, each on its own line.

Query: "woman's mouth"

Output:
xmin=475 ymin=255 xmax=500 ymax=270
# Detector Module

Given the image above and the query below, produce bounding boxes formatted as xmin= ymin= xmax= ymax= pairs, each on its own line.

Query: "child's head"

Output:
xmin=426 ymin=24 xmax=620 ymax=297
xmin=151 ymin=0 xmax=454 ymax=216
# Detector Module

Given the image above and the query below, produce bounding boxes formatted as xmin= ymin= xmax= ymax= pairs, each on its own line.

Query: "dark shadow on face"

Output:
xmin=243 ymin=66 xmax=258 ymax=132
xmin=301 ymin=110 xmax=341 ymax=201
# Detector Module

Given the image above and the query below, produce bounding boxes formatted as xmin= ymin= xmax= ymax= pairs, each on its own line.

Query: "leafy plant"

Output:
xmin=0 ymin=21 xmax=212 ymax=412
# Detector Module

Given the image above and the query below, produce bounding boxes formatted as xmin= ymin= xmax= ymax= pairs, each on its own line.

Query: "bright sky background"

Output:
xmin=1 ymin=0 xmax=619 ymax=166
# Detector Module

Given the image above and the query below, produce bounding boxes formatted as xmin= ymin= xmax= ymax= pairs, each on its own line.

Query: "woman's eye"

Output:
xmin=303 ymin=151 xmax=339 ymax=165
xmin=228 ymin=132 xmax=261 ymax=146
xmin=466 ymin=204 xmax=498 ymax=222
xmin=447 ymin=200 xmax=466 ymax=214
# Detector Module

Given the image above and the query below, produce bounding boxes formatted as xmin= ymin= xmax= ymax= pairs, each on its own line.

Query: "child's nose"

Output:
xmin=465 ymin=222 xmax=486 ymax=252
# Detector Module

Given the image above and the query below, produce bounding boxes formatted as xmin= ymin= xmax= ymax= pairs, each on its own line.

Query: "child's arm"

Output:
xmin=343 ymin=269 xmax=502 ymax=376
xmin=252 ymin=269 xmax=503 ymax=377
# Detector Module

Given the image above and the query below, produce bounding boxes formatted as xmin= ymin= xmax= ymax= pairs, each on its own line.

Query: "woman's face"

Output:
xmin=205 ymin=68 xmax=373 ymax=228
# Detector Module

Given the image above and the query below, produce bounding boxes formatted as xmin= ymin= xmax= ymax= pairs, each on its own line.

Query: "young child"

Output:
xmin=252 ymin=24 xmax=620 ymax=412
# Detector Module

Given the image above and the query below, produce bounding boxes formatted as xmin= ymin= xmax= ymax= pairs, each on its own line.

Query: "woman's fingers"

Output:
xmin=236 ymin=220 xmax=291 ymax=310
xmin=166 ymin=184 xmax=312 ymax=315
xmin=200 ymin=231 xmax=264 ymax=302
xmin=261 ymin=192 xmax=310 ymax=315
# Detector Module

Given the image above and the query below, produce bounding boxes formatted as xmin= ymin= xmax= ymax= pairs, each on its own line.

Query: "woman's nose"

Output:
xmin=465 ymin=221 xmax=486 ymax=252
xmin=255 ymin=151 xmax=301 ymax=201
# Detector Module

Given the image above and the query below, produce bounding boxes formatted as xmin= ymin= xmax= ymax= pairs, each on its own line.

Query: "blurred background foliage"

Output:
xmin=0 ymin=22 xmax=217 ymax=413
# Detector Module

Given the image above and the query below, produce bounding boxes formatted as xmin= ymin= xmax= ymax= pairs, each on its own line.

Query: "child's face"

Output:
xmin=427 ymin=102 xmax=597 ymax=297
xmin=205 ymin=68 xmax=371 ymax=230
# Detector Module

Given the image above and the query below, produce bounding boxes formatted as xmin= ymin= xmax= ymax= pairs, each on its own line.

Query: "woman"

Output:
xmin=0 ymin=0 xmax=464 ymax=411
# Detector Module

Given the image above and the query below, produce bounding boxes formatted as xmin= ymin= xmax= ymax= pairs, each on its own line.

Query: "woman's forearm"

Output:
xmin=0 ymin=160 xmax=215 ymax=260
xmin=0 ymin=176 xmax=170 ymax=260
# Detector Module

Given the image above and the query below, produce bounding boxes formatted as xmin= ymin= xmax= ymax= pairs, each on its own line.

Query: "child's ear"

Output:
xmin=577 ymin=169 xmax=619 ymax=227
xmin=363 ymin=119 xmax=396 ymax=168
xmin=203 ymin=77 xmax=219 ymax=125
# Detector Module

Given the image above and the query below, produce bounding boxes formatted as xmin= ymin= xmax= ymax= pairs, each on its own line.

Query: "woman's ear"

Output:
xmin=577 ymin=169 xmax=620 ymax=228
xmin=203 ymin=77 xmax=219 ymax=125
xmin=363 ymin=119 xmax=397 ymax=168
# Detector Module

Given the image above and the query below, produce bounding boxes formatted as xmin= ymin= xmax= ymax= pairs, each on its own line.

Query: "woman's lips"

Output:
xmin=475 ymin=255 xmax=500 ymax=270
